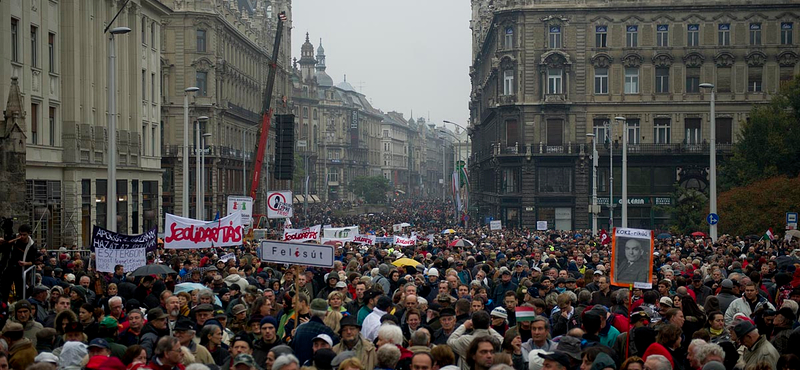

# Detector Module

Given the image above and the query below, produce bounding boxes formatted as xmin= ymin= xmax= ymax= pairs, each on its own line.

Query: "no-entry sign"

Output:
xmin=267 ymin=191 xmax=293 ymax=219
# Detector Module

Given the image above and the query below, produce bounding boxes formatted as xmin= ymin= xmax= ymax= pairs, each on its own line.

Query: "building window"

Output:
xmin=595 ymin=25 xmax=607 ymax=48
xmin=748 ymin=67 xmax=762 ymax=92
xmin=152 ymin=125 xmax=157 ymax=155
xmin=504 ymin=27 xmax=514 ymax=49
xmin=624 ymin=67 xmax=639 ymax=94
xmin=718 ymin=24 xmax=730 ymax=46
xmin=686 ymin=67 xmax=700 ymax=93
xmin=717 ymin=67 xmax=732 ymax=93
xmin=11 ymin=18 xmax=19 ymax=62
xmin=505 ymin=119 xmax=519 ymax=146
xmin=538 ymin=167 xmax=572 ymax=193
xmin=626 ymin=25 xmax=638 ymax=47
xmin=626 ymin=119 xmax=640 ymax=145
xmin=197 ymin=29 xmax=207 ymax=52
xmin=501 ymin=168 xmax=519 ymax=194
xmin=594 ymin=67 xmax=608 ymax=94
xmin=685 ymin=118 xmax=701 ymax=144
xmin=503 ymin=69 xmax=514 ymax=95
xmin=49 ymin=107 xmax=56 ymax=146
xmin=687 ymin=24 xmax=700 ymax=47
xmin=48 ymin=32 xmax=55 ymax=73
xmin=327 ymin=171 xmax=339 ymax=183
xmin=782 ymin=22 xmax=794 ymax=45
xmin=31 ymin=103 xmax=38 ymax=144
xmin=30 ymin=26 xmax=38 ymax=67
xmin=655 ymin=67 xmax=670 ymax=93
xmin=549 ymin=25 xmax=562 ymax=49
xmin=656 ymin=24 xmax=669 ymax=47
xmin=141 ymin=16 xmax=147 ymax=45
xmin=151 ymin=22 xmax=156 ymax=47
xmin=302 ymin=107 xmax=309 ymax=119
xmin=196 ymin=71 xmax=207 ymax=96
xmin=654 ymin=118 xmax=670 ymax=144
xmin=142 ymin=70 xmax=147 ymax=100
xmin=151 ymin=73 xmax=156 ymax=103
xmin=593 ymin=119 xmax=608 ymax=142
xmin=548 ymin=68 xmax=563 ymax=94
xmin=750 ymin=23 xmax=762 ymax=45
xmin=142 ymin=123 xmax=147 ymax=156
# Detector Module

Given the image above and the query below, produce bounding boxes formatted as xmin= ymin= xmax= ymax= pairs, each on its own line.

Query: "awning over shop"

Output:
xmin=294 ymin=194 xmax=321 ymax=204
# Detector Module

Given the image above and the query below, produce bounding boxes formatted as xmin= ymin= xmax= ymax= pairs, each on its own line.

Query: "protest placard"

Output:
xmin=95 ymin=247 xmax=146 ymax=273
xmin=91 ymin=226 xmax=156 ymax=273
xmin=164 ymin=212 xmax=243 ymax=249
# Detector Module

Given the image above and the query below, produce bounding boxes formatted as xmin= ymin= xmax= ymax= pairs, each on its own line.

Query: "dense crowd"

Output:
xmin=0 ymin=199 xmax=798 ymax=370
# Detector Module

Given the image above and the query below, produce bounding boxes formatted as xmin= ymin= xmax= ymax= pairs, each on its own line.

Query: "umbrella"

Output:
xmin=399 ymin=222 xmax=411 ymax=227
xmin=691 ymin=231 xmax=707 ymax=237
xmin=786 ymin=230 xmax=800 ymax=239
xmin=392 ymin=258 xmax=421 ymax=267
xmin=656 ymin=233 xmax=672 ymax=240
xmin=442 ymin=229 xmax=456 ymax=234
xmin=323 ymin=240 xmax=343 ymax=247
xmin=175 ymin=283 xmax=222 ymax=306
xmin=130 ymin=264 xmax=176 ymax=276
xmin=448 ymin=239 xmax=474 ymax=248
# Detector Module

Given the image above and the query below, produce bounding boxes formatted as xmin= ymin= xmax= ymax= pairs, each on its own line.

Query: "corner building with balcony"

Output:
xmin=469 ymin=0 xmax=799 ymax=230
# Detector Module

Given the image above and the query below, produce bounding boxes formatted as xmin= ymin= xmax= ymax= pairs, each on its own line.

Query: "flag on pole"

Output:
xmin=452 ymin=171 xmax=462 ymax=212
xmin=599 ymin=229 xmax=610 ymax=245
xmin=764 ymin=228 xmax=775 ymax=240
xmin=458 ymin=164 xmax=470 ymax=189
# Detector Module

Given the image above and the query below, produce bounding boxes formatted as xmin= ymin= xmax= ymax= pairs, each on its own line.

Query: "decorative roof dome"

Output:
xmin=336 ymin=75 xmax=356 ymax=92
xmin=316 ymin=71 xmax=334 ymax=87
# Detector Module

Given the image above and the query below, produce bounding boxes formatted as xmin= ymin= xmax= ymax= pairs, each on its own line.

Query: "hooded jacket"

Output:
xmin=58 ymin=341 xmax=87 ymax=370
xmin=8 ymin=338 xmax=37 ymax=370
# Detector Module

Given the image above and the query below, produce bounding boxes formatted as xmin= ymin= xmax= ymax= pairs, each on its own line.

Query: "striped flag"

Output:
xmin=764 ymin=228 xmax=775 ymax=240
xmin=459 ymin=165 xmax=470 ymax=189
xmin=452 ymin=172 xmax=462 ymax=212
xmin=515 ymin=306 xmax=537 ymax=322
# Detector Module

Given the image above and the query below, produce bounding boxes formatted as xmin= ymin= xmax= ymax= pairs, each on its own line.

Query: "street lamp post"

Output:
xmin=443 ymin=120 xmax=470 ymax=227
xmin=196 ymin=116 xmax=208 ymax=219
xmin=605 ymin=120 xmax=616 ymax=229
xmin=201 ymin=132 xmax=212 ymax=220
xmin=107 ymin=26 xmax=131 ymax=232
xmin=700 ymin=83 xmax=717 ymax=242
xmin=586 ymin=133 xmax=598 ymax=235
xmin=183 ymin=87 xmax=199 ymax=217
xmin=439 ymin=129 xmax=461 ymax=225
xmin=616 ymin=116 xmax=628 ymax=228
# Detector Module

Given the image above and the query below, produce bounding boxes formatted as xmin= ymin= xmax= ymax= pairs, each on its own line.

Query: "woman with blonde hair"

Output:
xmin=327 ymin=291 xmax=348 ymax=316
xmin=338 ymin=357 xmax=365 ymax=370
xmin=324 ymin=309 xmax=343 ymax=333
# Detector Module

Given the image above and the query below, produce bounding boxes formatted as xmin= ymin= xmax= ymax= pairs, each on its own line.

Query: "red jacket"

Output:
xmin=146 ymin=358 xmax=187 ymax=370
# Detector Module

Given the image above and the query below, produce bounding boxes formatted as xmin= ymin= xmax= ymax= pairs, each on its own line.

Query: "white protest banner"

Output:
xmin=392 ymin=224 xmax=402 ymax=232
xmin=536 ymin=221 xmax=548 ymax=231
xmin=394 ymin=235 xmax=417 ymax=247
xmin=164 ymin=212 xmax=244 ymax=249
xmin=352 ymin=234 xmax=376 ymax=245
xmin=227 ymin=196 xmax=253 ymax=225
xmin=267 ymin=191 xmax=293 ymax=219
xmin=219 ymin=253 xmax=236 ymax=263
xmin=259 ymin=240 xmax=334 ymax=268
xmin=323 ymin=226 xmax=359 ymax=241
xmin=95 ymin=247 xmax=147 ymax=273
xmin=490 ymin=220 xmax=502 ymax=230
xmin=283 ymin=225 xmax=322 ymax=243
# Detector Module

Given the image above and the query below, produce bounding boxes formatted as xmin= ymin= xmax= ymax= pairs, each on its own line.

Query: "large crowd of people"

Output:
xmin=0 ymin=198 xmax=798 ymax=370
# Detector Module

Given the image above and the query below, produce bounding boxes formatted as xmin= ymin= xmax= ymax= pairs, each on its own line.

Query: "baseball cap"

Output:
xmin=659 ymin=296 xmax=673 ymax=308
xmin=439 ymin=308 xmax=456 ymax=317
xmin=335 ymin=281 xmax=348 ymax=289
xmin=733 ymin=321 xmax=757 ymax=340
xmin=195 ymin=303 xmax=215 ymax=312
xmin=232 ymin=354 xmax=257 ymax=368
xmin=538 ymin=352 xmax=572 ymax=368
xmin=99 ymin=316 xmax=119 ymax=329
xmin=34 ymin=352 xmax=59 ymax=364
xmin=313 ymin=334 xmax=333 ymax=347
xmin=88 ymin=338 xmax=110 ymax=349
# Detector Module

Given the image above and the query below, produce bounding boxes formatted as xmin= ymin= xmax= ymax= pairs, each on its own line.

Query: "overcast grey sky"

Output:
xmin=291 ymin=0 xmax=472 ymax=130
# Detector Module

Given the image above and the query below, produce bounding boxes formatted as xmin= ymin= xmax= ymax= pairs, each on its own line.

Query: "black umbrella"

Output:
xmin=130 ymin=264 xmax=177 ymax=276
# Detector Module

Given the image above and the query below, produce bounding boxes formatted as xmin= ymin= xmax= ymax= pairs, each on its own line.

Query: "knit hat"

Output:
xmin=721 ymin=279 xmax=734 ymax=289
xmin=314 ymin=348 xmax=336 ymax=370
xmin=99 ymin=316 xmax=119 ymax=329
xmin=490 ymin=307 xmax=508 ymax=320
xmin=378 ymin=264 xmax=391 ymax=277
xmin=733 ymin=321 xmax=757 ymax=339
xmin=260 ymin=316 xmax=278 ymax=328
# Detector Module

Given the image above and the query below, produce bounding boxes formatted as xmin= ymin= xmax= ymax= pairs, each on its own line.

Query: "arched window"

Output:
xmin=504 ymin=27 xmax=514 ymax=49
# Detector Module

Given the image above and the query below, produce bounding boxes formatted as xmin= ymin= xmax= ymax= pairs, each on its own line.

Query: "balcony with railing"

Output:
xmin=470 ymin=142 xmax=733 ymax=163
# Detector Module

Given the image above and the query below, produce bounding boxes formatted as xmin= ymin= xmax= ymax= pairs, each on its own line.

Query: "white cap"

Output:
xmin=313 ymin=334 xmax=333 ymax=347
xmin=659 ymin=296 xmax=674 ymax=308
xmin=427 ymin=268 xmax=439 ymax=277
xmin=35 ymin=352 xmax=58 ymax=364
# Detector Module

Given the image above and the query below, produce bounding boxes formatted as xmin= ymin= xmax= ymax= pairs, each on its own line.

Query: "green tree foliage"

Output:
xmin=718 ymin=176 xmax=800 ymax=236
xmin=293 ymin=153 xmax=305 ymax=187
xmin=658 ymin=185 xmax=708 ymax=235
xmin=349 ymin=176 xmax=390 ymax=204
xmin=720 ymin=76 xmax=800 ymax=190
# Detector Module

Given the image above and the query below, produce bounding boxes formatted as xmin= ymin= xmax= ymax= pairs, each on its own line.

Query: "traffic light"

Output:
xmin=274 ymin=114 xmax=295 ymax=180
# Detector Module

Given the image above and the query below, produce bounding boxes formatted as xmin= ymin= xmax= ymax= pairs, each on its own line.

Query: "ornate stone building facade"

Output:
xmin=469 ymin=0 xmax=799 ymax=230
xmin=291 ymin=35 xmax=383 ymax=202
xmin=1 ymin=0 xmax=170 ymax=247
xmin=159 ymin=0 xmax=293 ymax=220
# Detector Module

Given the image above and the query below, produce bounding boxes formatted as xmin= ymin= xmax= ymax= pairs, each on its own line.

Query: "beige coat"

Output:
xmin=332 ymin=336 xmax=376 ymax=370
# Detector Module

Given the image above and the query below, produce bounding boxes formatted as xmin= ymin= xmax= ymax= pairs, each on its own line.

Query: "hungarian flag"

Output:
xmin=764 ymin=228 xmax=775 ymax=240
xmin=515 ymin=306 xmax=537 ymax=322
xmin=599 ymin=229 xmax=611 ymax=245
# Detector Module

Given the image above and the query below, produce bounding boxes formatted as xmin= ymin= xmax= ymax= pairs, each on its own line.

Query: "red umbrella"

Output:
xmin=691 ymin=231 xmax=707 ymax=237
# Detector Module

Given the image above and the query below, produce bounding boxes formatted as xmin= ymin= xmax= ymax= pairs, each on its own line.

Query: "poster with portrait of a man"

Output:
xmin=610 ymin=227 xmax=654 ymax=288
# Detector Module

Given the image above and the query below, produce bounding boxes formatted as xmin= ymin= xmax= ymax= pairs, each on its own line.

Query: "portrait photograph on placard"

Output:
xmin=610 ymin=228 xmax=655 ymax=287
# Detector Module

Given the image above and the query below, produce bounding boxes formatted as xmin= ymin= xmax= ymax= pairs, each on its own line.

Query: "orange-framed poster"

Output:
xmin=610 ymin=227 xmax=654 ymax=288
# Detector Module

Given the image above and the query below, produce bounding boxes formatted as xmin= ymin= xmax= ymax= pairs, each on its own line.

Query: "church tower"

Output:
xmin=298 ymin=33 xmax=317 ymax=81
